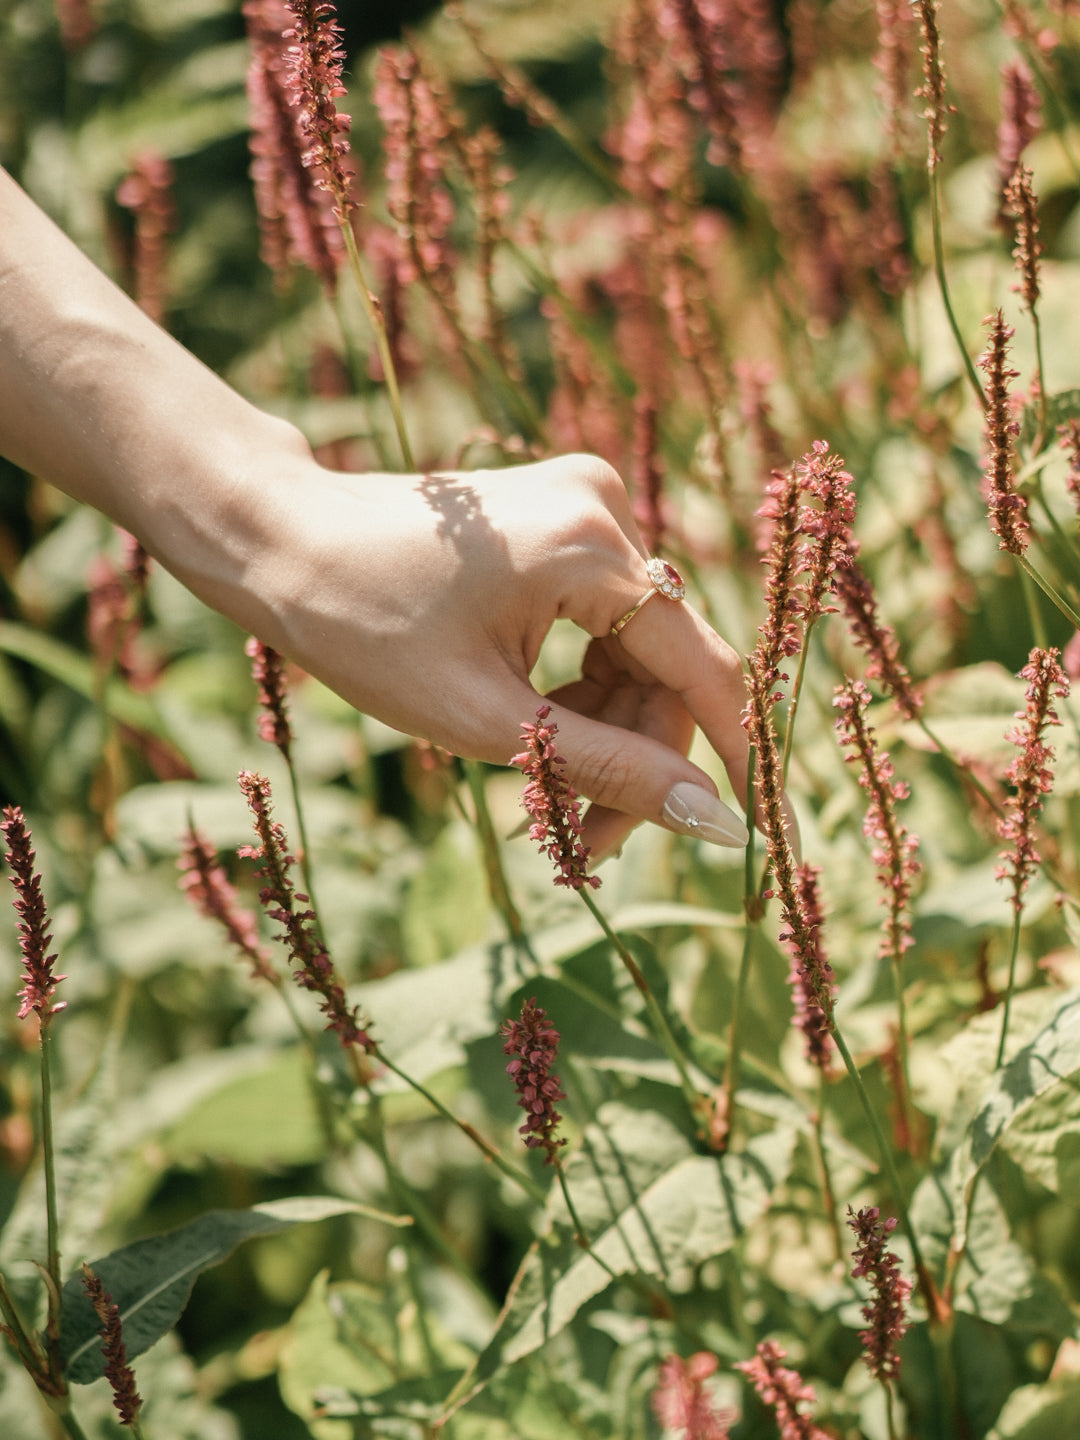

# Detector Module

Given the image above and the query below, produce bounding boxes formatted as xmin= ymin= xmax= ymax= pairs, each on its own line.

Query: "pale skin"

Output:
xmin=0 ymin=166 xmax=755 ymax=862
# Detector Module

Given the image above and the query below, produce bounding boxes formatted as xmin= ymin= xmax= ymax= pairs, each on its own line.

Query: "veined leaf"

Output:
xmin=463 ymin=1105 xmax=795 ymax=1394
xmin=59 ymin=1197 xmax=410 ymax=1384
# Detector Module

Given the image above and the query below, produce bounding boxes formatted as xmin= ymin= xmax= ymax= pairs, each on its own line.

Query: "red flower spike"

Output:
xmin=652 ymin=1351 xmax=734 ymax=1440
xmin=847 ymin=1205 xmax=912 ymax=1382
xmin=996 ymin=648 xmax=1069 ymax=912
xmin=501 ymin=997 xmax=566 ymax=1163
xmin=1 ymin=807 xmax=67 ymax=1028
xmin=736 ymin=1341 xmax=830 ymax=1440
xmin=512 ymin=707 xmax=600 ymax=891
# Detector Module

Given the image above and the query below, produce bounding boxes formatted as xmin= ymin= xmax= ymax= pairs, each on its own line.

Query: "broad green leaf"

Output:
xmin=365 ymin=903 xmax=738 ymax=1085
xmin=278 ymin=1272 xmax=472 ymax=1440
xmin=0 ymin=620 xmax=181 ymax=743
xmin=59 ymin=1197 xmax=410 ymax=1384
xmin=989 ymin=1377 xmax=1080 ymax=1439
xmin=467 ymin=1104 xmax=795 ymax=1390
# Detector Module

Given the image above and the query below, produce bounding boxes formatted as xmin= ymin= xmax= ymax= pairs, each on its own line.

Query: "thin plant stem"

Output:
xmin=994 ymin=908 xmax=1024 ymax=1067
xmin=717 ymin=755 xmax=764 ymax=1149
xmin=286 ymin=758 xmax=323 ymax=942
xmin=929 ymin=170 xmax=985 ymax=409
xmin=336 ymin=218 xmax=415 ymax=471
xmin=554 ymin=1163 xmax=620 ymax=1282
xmin=38 ymin=1023 xmax=61 ymax=1297
xmin=1019 ymin=562 xmax=1049 ymax=651
xmin=827 ymin=1022 xmax=943 ymax=1324
xmin=375 ymin=1050 xmax=549 ymax=1206
xmin=813 ymin=1075 xmax=844 ymax=1264
xmin=578 ymin=890 xmax=705 ymax=1124
xmin=46 ymin=1403 xmax=92 ymax=1440
xmin=1017 ymin=553 xmax=1080 ymax=628
xmin=463 ymin=760 xmax=525 ymax=943
xmin=884 ymin=1380 xmax=900 ymax=1440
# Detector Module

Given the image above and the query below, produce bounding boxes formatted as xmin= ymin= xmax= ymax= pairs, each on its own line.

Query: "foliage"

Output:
xmin=2 ymin=0 xmax=1080 ymax=1437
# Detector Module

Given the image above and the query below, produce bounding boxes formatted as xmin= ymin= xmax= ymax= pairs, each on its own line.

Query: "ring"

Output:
xmin=610 ymin=557 xmax=687 ymax=636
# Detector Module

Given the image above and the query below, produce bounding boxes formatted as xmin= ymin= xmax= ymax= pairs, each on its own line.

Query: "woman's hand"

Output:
xmin=253 ymin=453 xmax=751 ymax=862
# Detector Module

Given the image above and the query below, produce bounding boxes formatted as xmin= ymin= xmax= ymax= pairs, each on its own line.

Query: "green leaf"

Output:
xmin=59 ymin=1197 xmax=410 ymax=1384
xmin=0 ymin=620 xmax=181 ymax=744
xmin=467 ymin=1104 xmax=795 ymax=1391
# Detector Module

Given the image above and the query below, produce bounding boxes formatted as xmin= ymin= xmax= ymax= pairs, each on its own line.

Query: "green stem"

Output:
xmin=463 ymin=760 xmax=525 ymax=943
xmin=38 ymin=1023 xmax=61 ymax=1296
xmin=286 ymin=755 xmax=323 ymax=943
xmin=814 ymin=1075 xmax=844 ymax=1264
xmin=578 ymin=890 xmax=705 ymax=1125
xmin=1019 ymin=561 xmax=1049 ymax=651
xmin=994 ymin=907 xmax=1024 ymax=1068
xmin=717 ymin=756 xmax=764 ymax=1149
xmin=828 ymin=1023 xmax=941 ymax=1321
xmin=376 ymin=1051 xmax=549 ymax=1206
xmin=1017 ymin=553 xmax=1080 ymax=628
xmin=928 ymin=167 xmax=985 ymax=410
xmin=336 ymin=219 xmax=415 ymax=471
xmin=554 ymin=1163 xmax=620 ymax=1282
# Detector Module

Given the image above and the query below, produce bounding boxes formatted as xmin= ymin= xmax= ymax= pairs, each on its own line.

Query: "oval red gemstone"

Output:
xmin=661 ymin=562 xmax=683 ymax=587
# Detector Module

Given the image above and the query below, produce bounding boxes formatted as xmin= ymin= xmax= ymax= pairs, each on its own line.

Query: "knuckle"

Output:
xmin=577 ymin=742 xmax=635 ymax=810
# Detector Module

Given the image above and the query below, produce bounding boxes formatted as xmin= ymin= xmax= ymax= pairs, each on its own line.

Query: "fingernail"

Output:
xmin=662 ymin=782 xmax=749 ymax=848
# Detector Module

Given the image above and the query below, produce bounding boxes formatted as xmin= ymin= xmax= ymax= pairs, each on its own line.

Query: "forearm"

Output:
xmin=0 ymin=166 xmax=310 ymax=635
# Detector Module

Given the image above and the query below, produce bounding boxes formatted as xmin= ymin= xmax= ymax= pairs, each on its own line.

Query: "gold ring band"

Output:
xmin=609 ymin=557 xmax=687 ymax=637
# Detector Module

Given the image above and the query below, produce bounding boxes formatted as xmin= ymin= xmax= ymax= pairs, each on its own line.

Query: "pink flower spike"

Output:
xmin=834 ymin=679 xmax=921 ymax=963
xmin=179 ymin=825 xmax=279 ymax=985
xmin=979 ymin=310 xmax=1028 ymax=557
xmin=501 ymin=997 xmax=567 ymax=1164
xmin=996 ymin=648 xmax=1069 ymax=911
xmin=282 ymin=0 xmax=358 ymax=221
xmin=652 ymin=1351 xmax=734 ymax=1440
xmin=736 ymin=1341 xmax=829 ymax=1439
xmin=1 ymin=807 xmax=67 ymax=1028
xmin=512 ymin=707 xmax=600 ymax=891
xmin=847 ymin=1205 xmax=912 ymax=1382
xmin=238 ymin=771 xmax=375 ymax=1051
xmin=246 ymin=636 xmax=294 ymax=757
xmin=81 ymin=1265 xmax=143 ymax=1428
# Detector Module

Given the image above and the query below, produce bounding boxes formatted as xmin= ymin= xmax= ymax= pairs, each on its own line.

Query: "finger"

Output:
xmin=495 ymin=671 xmax=749 ymax=858
xmin=609 ymin=596 xmax=801 ymax=857
xmin=545 ymin=667 xmax=696 ymax=859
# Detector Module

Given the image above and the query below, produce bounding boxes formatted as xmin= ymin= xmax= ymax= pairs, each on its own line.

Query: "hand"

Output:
xmin=254 ymin=452 xmax=752 ymax=862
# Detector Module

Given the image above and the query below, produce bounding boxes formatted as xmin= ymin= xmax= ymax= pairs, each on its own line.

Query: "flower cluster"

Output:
xmin=244 ymin=0 xmax=341 ymax=292
xmin=913 ymin=0 xmax=953 ymax=171
xmin=115 ymin=151 xmax=175 ymax=327
xmin=81 ymin=1265 xmax=142 ymax=1428
xmin=512 ymin=707 xmax=600 ymax=891
xmin=997 ymin=648 xmax=1069 ymax=911
xmin=282 ymin=0 xmax=357 ymax=219
xmin=501 ymin=997 xmax=566 ymax=1163
xmin=834 ymin=559 xmax=923 ymax=719
xmin=1061 ymin=417 xmax=1080 ymax=519
xmin=847 ymin=1205 xmax=912 ymax=1382
xmin=238 ymin=771 xmax=375 ymax=1050
xmin=1 ymin=807 xmax=66 ymax=1028
xmin=179 ymin=825 xmax=278 ymax=984
xmin=979 ymin=310 xmax=1028 ymax=556
xmin=735 ymin=1341 xmax=828 ymax=1440
xmin=652 ymin=1351 xmax=734 ymax=1440
xmin=834 ymin=679 xmax=921 ymax=962
xmin=1006 ymin=163 xmax=1043 ymax=313
xmin=798 ymin=440 xmax=857 ymax=622
xmin=787 ymin=863 xmax=834 ymax=1068
xmin=996 ymin=59 xmax=1042 ymax=221
xmin=873 ymin=0 xmax=917 ymax=162
xmin=246 ymin=637 xmax=293 ymax=757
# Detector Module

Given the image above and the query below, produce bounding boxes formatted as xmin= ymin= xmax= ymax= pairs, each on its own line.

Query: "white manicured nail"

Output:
xmin=662 ymin=782 xmax=749 ymax=848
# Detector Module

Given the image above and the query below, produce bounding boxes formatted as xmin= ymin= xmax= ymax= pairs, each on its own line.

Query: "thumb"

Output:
xmin=503 ymin=685 xmax=749 ymax=865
